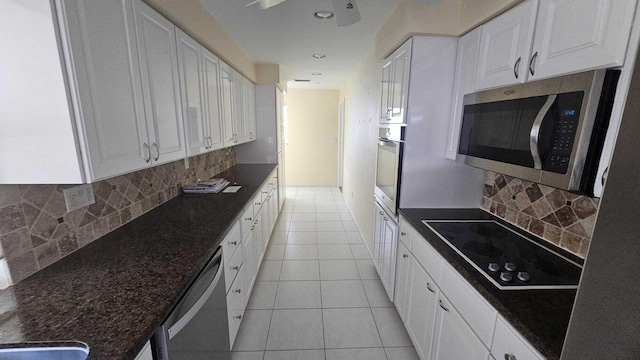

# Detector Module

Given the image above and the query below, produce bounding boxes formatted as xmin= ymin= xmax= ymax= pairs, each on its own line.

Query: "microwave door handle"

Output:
xmin=530 ymin=94 xmax=557 ymax=170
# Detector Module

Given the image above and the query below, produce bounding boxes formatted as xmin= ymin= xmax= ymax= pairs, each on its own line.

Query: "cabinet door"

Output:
xmin=475 ymin=0 xmax=538 ymax=91
xmin=380 ymin=215 xmax=398 ymax=300
xmin=202 ymin=48 xmax=223 ymax=150
xmin=242 ymin=79 xmax=257 ymax=142
xmin=380 ymin=59 xmax=393 ymax=122
xmin=233 ymin=71 xmax=246 ymax=143
xmin=252 ymin=209 xmax=264 ymax=273
xmin=446 ymin=27 xmax=481 ymax=160
xmin=389 ymin=40 xmax=412 ymax=123
xmin=394 ymin=242 xmax=411 ymax=322
xmin=431 ymin=295 xmax=490 ymax=360
xmin=133 ymin=0 xmax=185 ymax=165
xmin=59 ymin=0 xmax=149 ymax=180
xmin=372 ymin=204 xmax=385 ymax=273
xmin=276 ymin=88 xmax=284 ymax=153
xmin=243 ymin=231 xmax=255 ymax=299
xmin=176 ymin=29 xmax=207 ymax=156
xmin=529 ymin=0 xmax=637 ymax=81
xmin=405 ymin=257 xmax=439 ymax=360
xmin=491 ymin=317 xmax=544 ymax=360
xmin=220 ymin=62 xmax=236 ymax=147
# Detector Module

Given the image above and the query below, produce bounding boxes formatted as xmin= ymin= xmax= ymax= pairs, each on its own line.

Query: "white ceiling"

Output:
xmin=200 ymin=0 xmax=401 ymax=89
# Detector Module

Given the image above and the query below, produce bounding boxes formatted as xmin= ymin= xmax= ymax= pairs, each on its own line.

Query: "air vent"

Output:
xmin=294 ymin=79 xmax=311 ymax=82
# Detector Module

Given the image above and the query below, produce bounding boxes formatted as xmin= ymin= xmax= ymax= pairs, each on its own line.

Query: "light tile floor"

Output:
xmin=232 ymin=187 xmax=419 ymax=360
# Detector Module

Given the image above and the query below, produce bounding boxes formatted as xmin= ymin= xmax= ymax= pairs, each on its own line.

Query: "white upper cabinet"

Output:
xmin=242 ymin=78 xmax=257 ymax=142
xmin=233 ymin=71 xmax=247 ymax=143
xmin=529 ymin=0 xmax=637 ymax=81
xmin=60 ymin=0 xmax=150 ymax=180
xmin=389 ymin=40 xmax=412 ymax=123
xmin=202 ymin=48 xmax=224 ymax=151
xmin=176 ymin=29 xmax=208 ymax=157
xmin=446 ymin=27 xmax=481 ymax=160
xmin=133 ymin=0 xmax=186 ymax=165
xmin=475 ymin=0 xmax=538 ymax=91
xmin=220 ymin=62 xmax=237 ymax=147
xmin=379 ymin=59 xmax=393 ymax=122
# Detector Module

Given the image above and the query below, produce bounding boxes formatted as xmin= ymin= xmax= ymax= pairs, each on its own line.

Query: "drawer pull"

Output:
xmin=231 ymin=266 xmax=240 ymax=271
xmin=255 ymin=202 xmax=261 ymax=206
xmin=228 ymin=241 xmax=238 ymax=246
xmin=250 ymin=226 xmax=255 ymax=230
xmin=234 ymin=289 xmax=241 ymax=294
xmin=402 ymin=254 xmax=409 ymax=259
xmin=234 ymin=315 xmax=242 ymax=320
xmin=504 ymin=354 xmax=517 ymax=360
xmin=427 ymin=282 xmax=435 ymax=293
xmin=438 ymin=300 xmax=449 ymax=312
xmin=400 ymin=232 xmax=407 ymax=236
xmin=245 ymin=217 xmax=252 ymax=221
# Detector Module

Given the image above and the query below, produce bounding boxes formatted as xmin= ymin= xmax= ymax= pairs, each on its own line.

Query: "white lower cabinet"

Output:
xmin=491 ymin=317 xmax=544 ymax=360
xmin=395 ymin=216 xmax=544 ymax=360
xmin=431 ymin=294 xmax=490 ymax=360
xmin=405 ymin=255 xmax=439 ymax=359
xmin=373 ymin=202 xmax=398 ymax=301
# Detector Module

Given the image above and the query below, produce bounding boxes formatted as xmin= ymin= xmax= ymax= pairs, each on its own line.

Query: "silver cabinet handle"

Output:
xmin=143 ymin=143 xmax=151 ymax=163
xmin=438 ymin=299 xmax=449 ymax=312
xmin=514 ymin=57 xmax=521 ymax=79
xmin=253 ymin=220 xmax=259 ymax=225
xmin=228 ymin=241 xmax=237 ymax=246
xmin=504 ymin=354 xmax=517 ymax=360
xmin=601 ymin=166 xmax=609 ymax=186
xmin=231 ymin=266 xmax=240 ymax=271
xmin=427 ymin=282 xmax=435 ymax=293
xmin=255 ymin=202 xmax=261 ymax=206
xmin=529 ymin=51 xmax=538 ymax=76
xmin=250 ymin=226 xmax=255 ymax=230
xmin=530 ymin=94 xmax=557 ymax=170
xmin=383 ymin=217 xmax=388 ymax=221
xmin=379 ymin=211 xmax=384 ymax=215
xmin=152 ymin=143 xmax=159 ymax=161
xmin=400 ymin=232 xmax=407 ymax=236
xmin=233 ymin=315 xmax=242 ymax=320
xmin=402 ymin=254 xmax=409 ymax=259
xmin=245 ymin=217 xmax=252 ymax=221
xmin=234 ymin=289 xmax=241 ymax=294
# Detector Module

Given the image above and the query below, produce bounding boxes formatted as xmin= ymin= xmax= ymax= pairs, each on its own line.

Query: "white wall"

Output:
xmin=339 ymin=49 xmax=381 ymax=251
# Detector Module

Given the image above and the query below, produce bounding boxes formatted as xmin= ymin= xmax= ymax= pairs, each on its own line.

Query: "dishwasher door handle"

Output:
xmin=167 ymin=249 xmax=223 ymax=340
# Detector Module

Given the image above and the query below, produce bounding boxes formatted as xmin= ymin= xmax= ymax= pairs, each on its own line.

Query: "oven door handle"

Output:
xmin=378 ymin=139 xmax=399 ymax=148
xmin=530 ymin=94 xmax=557 ymax=170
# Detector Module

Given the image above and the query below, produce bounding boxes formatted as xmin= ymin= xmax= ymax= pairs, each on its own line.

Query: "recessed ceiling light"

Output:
xmin=312 ymin=72 xmax=322 ymax=76
xmin=312 ymin=54 xmax=326 ymax=59
xmin=314 ymin=11 xmax=334 ymax=19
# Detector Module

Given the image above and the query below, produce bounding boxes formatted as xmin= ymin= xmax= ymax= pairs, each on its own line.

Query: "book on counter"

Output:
xmin=182 ymin=178 xmax=230 ymax=194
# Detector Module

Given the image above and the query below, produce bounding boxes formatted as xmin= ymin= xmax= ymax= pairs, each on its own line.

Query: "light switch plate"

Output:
xmin=63 ymin=184 xmax=95 ymax=212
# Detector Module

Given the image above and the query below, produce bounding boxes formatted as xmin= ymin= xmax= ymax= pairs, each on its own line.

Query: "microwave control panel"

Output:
xmin=543 ymin=92 xmax=583 ymax=174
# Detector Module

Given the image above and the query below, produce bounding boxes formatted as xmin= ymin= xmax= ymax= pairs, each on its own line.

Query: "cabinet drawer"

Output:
xmin=252 ymin=193 xmax=263 ymax=215
xmin=222 ymin=221 xmax=241 ymax=265
xmin=241 ymin=206 xmax=254 ymax=240
xmin=492 ymin=316 xmax=543 ymax=360
xmin=225 ymin=241 xmax=244 ymax=293
xmin=440 ymin=262 xmax=497 ymax=347
xmin=398 ymin=217 xmax=412 ymax=249
xmin=411 ymin=233 xmax=443 ymax=282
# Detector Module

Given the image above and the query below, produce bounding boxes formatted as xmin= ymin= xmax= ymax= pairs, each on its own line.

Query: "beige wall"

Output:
xmin=144 ymin=0 xmax=256 ymax=81
xmin=284 ymin=89 xmax=340 ymax=186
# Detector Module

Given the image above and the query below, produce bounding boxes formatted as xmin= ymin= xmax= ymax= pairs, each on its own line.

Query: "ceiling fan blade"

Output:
xmin=246 ymin=0 xmax=288 ymax=9
xmin=332 ymin=0 xmax=361 ymax=27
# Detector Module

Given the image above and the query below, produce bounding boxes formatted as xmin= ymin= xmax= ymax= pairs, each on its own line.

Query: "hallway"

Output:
xmin=231 ymin=187 xmax=419 ymax=360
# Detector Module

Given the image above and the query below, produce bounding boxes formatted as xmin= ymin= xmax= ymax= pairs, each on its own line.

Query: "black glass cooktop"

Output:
xmin=422 ymin=220 xmax=582 ymax=290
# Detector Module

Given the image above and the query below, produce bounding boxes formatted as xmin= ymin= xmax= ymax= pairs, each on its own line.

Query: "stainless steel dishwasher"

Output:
xmin=152 ymin=247 xmax=230 ymax=359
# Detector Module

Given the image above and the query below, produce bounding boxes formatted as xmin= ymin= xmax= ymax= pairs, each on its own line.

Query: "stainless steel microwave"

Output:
xmin=457 ymin=70 xmax=619 ymax=195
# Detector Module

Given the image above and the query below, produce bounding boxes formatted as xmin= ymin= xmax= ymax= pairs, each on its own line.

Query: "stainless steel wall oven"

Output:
xmin=375 ymin=125 xmax=405 ymax=214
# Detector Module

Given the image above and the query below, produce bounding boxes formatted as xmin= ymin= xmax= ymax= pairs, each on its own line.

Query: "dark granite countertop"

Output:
xmin=0 ymin=164 xmax=277 ymax=360
xmin=399 ymin=208 xmax=580 ymax=360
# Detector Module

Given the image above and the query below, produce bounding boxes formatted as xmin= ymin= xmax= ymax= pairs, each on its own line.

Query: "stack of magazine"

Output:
xmin=182 ymin=178 xmax=230 ymax=194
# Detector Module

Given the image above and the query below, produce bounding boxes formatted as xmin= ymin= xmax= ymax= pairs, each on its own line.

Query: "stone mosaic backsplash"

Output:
xmin=481 ymin=171 xmax=599 ymax=258
xmin=0 ymin=148 xmax=236 ymax=284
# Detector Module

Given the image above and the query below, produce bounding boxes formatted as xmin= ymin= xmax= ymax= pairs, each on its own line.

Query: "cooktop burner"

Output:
xmin=422 ymin=220 xmax=582 ymax=290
